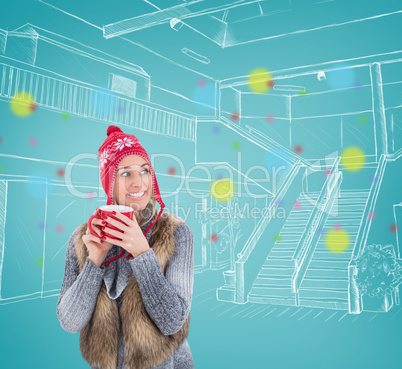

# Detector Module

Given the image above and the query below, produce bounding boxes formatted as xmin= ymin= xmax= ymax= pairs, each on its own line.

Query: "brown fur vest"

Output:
xmin=73 ymin=213 xmax=191 ymax=369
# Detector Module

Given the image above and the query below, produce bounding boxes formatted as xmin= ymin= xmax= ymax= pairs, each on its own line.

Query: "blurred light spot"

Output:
xmin=193 ymin=83 xmax=215 ymax=111
xmin=61 ymin=111 xmax=70 ymax=120
xmin=267 ymin=115 xmax=275 ymax=123
xmin=35 ymin=258 xmax=44 ymax=267
xmin=210 ymin=233 xmax=219 ymax=242
xmin=264 ymin=147 xmax=291 ymax=173
xmin=27 ymin=171 xmax=53 ymax=198
xmin=212 ymin=126 xmax=220 ymax=134
xmin=168 ymin=166 xmax=176 ymax=175
xmin=294 ymin=145 xmax=302 ymax=153
xmin=86 ymin=192 xmax=96 ymax=200
xmin=299 ymin=89 xmax=307 ymax=97
xmin=10 ymin=92 xmax=36 ymax=117
xmin=210 ymin=178 xmax=235 ymax=203
xmin=390 ymin=224 xmax=398 ymax=232
xmin=232 ymin=141 xmax=241 ymax=150
xmin=327 ymin=63 xmax=355 ymax=90
xmin=91 ymin=88 xmax=116 ymax=116
xmin=325 ymin=227 xmax=350 ymax=253
xmin=29 ymin=138 xmax=37 ymax=146
xmin=340 ymin=146 xmax=365 ymax=172
xmin=273 ymin=234 xmax=282 ymax=243
xmin=55 ymin=224 xmax=64 ymax=233
xmin=231 ymin=112 xmax=239 ymax=121
xmin=57 ymin=168 xmax=65 ymax=177
xmin=359 ymin=115 xmax=368 ymax=124
xmin=248 ymin=68 xmax=274 ymax=93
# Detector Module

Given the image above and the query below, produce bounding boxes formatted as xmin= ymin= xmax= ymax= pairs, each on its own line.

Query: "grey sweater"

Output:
xmin=57 ymin=210 xmax=194 ymax=369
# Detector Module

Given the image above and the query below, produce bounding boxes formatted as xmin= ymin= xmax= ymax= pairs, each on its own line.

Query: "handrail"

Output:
xmin=350 ymin=148 xmax=401 ymax=261
xmin=0 ymin=61 xmax=196 ymax=140
xmin=237 ymin=161 xmax=304 ymax=263
xmin=293 ymin=156 xmax=340 ymax=264
xmin=348 ymin=153 xmax=388 ymax=313
xmin=292 ymin=169 xmax=342 ymax=293
xmin=351 ymin=153 xmax=387 ymax=259
xmin=388 ymin=147 xmax=402 ymax=160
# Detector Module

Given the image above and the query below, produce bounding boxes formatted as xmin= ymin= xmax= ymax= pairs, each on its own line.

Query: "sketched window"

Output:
xmin=109 ymin=74 xmax=137 ymax=99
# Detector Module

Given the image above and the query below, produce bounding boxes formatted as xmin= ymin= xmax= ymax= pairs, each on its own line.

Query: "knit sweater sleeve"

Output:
xmin=56 ymin=229 xmax=106 ymax=334
xmin=128 ymin=222 xmax=194 ymax=336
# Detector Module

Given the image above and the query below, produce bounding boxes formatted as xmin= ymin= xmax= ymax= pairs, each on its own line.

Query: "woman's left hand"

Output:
xmin=100 ymin=212 xmax=150 ymax=258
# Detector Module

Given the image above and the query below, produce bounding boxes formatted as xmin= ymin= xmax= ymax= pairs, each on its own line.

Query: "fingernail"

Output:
xmin=100 ymin=240 xmax=103 ymax=244
xmin=101 ymin=226 xmax=105 ymax=230
xmin=102 ymin=221 xmax=107 ymax=225
xmin=112 ymin=211 xmax=116 ymax=215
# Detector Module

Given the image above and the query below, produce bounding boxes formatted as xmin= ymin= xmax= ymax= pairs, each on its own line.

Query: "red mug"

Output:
xmin=88 ymin=205 xmax=134 ymax=240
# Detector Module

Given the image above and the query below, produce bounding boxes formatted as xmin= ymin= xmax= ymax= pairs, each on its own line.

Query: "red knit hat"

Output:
xmin=98 ymin=125 xmax=165 ymax=266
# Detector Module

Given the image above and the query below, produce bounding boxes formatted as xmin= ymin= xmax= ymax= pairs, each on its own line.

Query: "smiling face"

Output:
xmin=113 ymin=155 xmax=152 ymax=212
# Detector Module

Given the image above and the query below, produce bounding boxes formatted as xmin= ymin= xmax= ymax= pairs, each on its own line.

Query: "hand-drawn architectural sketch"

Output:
xmin=0 ymin=1 xmax=401 ymax=324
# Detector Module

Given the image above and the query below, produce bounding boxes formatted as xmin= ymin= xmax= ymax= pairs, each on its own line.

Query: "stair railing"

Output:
xmin=233 ymin=161 xmax=304 ymax=303
xmin=237 ymin=161 xmax=303 ymax=262
xmin=291 ymin=156 xmax=342 ymax=293
xmin=348 ymin=153 xmax=388 ymax=313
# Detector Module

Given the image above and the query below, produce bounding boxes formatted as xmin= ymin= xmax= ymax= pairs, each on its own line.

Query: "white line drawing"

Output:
xmin=0 ymin=2 xmax=400 ymax=318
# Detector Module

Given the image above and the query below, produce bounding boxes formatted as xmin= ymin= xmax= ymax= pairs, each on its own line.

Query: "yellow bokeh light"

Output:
xmin=325 ymin=228 xmax=350 ymax=253
xmin=248 ymin=68 xmax=273 ymax=93
xmin=10 ymin=92 xmax=36 ymax=117
xmin=340 ymin=146 xmax=365 ymax=172
xmin=210 ymin=178 xmax=235 ymax=203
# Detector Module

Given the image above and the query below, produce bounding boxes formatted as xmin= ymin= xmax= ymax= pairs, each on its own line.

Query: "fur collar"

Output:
xmin=73 ymin=213 xmax=190 ymax=369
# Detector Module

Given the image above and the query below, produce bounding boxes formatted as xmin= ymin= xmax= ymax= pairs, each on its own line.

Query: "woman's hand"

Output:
xmin=100 ymin=211 xmax=150 ymax=258
xmin=82 ymin=208 xmax=114 ymax=267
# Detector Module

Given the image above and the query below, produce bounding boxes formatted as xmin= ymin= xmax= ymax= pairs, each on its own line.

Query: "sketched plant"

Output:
xmin=355 ymin=244 xmax=402 ymax=298
xmin=215 ymin=232 xmax=230 ymax=254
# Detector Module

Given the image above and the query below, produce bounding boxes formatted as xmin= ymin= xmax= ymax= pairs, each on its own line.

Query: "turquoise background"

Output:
xmin=0 ymin=1 xmax=402 ymax=369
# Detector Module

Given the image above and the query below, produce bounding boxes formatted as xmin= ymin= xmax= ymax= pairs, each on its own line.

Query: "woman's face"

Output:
xmin=114 ymin=155 xmax=152 ymax=211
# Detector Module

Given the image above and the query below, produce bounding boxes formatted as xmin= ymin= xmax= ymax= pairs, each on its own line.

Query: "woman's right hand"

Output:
xmin=82 ymin=208 xmax=114 ymax=267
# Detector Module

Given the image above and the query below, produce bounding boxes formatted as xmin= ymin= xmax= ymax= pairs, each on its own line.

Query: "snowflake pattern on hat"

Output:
xmin=100 ymin=149 xmax=111 ymax=167
xmin=113 ymin=137 xmax=136 ymax=151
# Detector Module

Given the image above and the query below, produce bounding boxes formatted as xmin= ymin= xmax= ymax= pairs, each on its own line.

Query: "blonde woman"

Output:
xmin=57 ymin=125 xmax=194 ymax=369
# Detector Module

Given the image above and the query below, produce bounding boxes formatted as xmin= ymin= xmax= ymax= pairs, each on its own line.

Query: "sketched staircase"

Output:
xmin=298 ymin=189 xmax=370 ymax=310
xmin=248 ymin=192 xmax=321 ymax=306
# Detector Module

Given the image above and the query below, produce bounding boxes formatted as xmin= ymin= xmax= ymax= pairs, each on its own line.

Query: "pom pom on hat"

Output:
xmin=107 ymin=125 xmax=122 ymax=136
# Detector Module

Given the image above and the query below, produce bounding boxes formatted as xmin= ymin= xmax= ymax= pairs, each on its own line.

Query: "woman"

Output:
xmin=57 ymin=125 xmax=195 ymax=369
